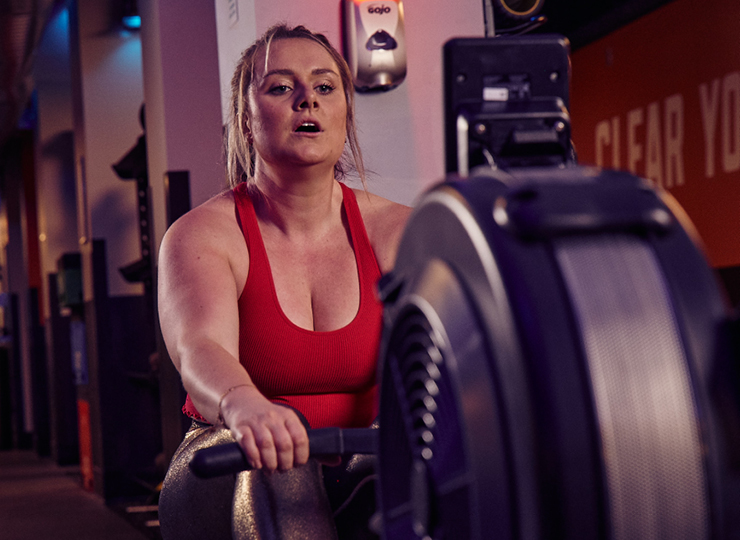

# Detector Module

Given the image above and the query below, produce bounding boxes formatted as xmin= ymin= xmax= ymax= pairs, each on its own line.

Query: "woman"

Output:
xmin=157 ymin=24 xmax=410 ymax=539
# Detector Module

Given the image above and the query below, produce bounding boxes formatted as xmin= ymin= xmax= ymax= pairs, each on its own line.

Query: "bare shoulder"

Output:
xmin=157 ymin=189 xmax=248 ymax=371
xmin=159 ymin=189 xmax=247 ymax=278
xmin=352 ymin=188 xmax=412 ymax=273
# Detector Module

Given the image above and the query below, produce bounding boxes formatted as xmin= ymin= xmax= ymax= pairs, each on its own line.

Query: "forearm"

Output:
xmin=174 ymin=340 xmax=257 ymax=425
xmin=176 ymin=340 xmax=308 ymax=470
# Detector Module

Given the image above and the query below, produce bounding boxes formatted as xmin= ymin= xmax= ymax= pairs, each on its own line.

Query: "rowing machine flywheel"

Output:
xmin=376 ymin=165 xmax=740 ymax=540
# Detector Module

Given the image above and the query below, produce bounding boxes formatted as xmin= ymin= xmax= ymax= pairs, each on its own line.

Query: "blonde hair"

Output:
xmin=225 ymin=24 xmax=366 ymax=189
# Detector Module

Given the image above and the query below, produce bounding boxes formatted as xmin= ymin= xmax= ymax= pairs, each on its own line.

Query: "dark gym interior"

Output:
xmin=1 ymin=0 xmax=737 ymax=539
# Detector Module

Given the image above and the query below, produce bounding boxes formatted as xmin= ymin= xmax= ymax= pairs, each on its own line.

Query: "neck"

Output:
xmin=251 ymin=163 xmax=341 ymax=237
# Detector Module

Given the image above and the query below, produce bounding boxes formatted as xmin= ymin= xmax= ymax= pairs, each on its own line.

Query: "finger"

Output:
xmin=271 ymin=425 xmax=295 ymax=471
xmin=234 ymin=426 xmax=262 ymax=470
xmin=252 ymin=425 xmax=279 ymax=471
xmin=285 ymin=417 xmax=309 ymax=465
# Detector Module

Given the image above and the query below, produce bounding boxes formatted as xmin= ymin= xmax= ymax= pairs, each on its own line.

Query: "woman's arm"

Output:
xmin=355 ymin=190 xmax=413 ymax=273
xmin=157 ymin=196 xmax=309 ymax=471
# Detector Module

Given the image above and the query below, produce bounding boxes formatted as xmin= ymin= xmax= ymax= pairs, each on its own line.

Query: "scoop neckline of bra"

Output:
xmin=239 ymin=183 xmax=365 ymax=336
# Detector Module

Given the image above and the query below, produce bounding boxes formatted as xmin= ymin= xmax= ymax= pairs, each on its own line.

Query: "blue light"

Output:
xmin=122 ymin=15 xmax=141 ymax=30
xmin=53 ymin=5 xmax=69 ymax=33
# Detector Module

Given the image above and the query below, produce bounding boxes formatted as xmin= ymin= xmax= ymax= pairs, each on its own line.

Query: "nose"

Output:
xmin=294 ymin=85 xmax=318 ymax=110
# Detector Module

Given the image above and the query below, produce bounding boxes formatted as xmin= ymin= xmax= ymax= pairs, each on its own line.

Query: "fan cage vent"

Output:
xmin=389 ymin=308 xmax=447 ymax=462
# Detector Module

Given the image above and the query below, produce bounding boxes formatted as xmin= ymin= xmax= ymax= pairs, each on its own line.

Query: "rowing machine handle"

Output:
xmin=189 ymin=427 xmax=378 ymax=479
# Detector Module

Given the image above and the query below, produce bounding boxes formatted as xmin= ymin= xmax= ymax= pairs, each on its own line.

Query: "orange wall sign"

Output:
xmin=570 ymin=0 xmax=740 ymax=268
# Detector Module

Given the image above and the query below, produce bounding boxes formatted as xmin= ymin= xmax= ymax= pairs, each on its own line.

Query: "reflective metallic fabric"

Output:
xmin=232 ymin=456 xmax=337 ymax=539
xmin=159 ymin=423 xmax=337 ymax=540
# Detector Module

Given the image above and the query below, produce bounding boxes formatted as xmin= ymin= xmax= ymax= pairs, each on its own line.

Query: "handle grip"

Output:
xmin=189 ymin=427 xmax=378 ymax=479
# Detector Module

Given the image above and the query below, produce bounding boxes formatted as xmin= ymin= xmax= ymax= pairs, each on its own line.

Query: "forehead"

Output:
xmin=257 ymin=38 xmax=340 ymax=79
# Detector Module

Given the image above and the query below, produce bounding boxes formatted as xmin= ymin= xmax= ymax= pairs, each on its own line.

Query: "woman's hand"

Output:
xmin=219 ymin=385 xmax=310 ymax=471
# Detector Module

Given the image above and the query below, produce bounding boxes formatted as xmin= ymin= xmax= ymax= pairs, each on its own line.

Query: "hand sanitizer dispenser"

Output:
xmin=344 ymin=0 xmax=407 ymax=92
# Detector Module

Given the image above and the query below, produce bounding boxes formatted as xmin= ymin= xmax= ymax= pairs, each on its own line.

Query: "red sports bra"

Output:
xmin=183 ymin=182 xmax=383 ymax=428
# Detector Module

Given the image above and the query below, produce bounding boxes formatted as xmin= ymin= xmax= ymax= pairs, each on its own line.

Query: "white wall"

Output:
xmin=215 ymin=0 xmax=257 ymax=126
xmin=75 ymin=0 xmax=147 ymax=297
xmin=214 ymin=0 xmax=485 ymax=206
xmin=141 ymin=0 xmax=224 ymax=254
xmin=33 ymin=1 xmax=147 ymax=302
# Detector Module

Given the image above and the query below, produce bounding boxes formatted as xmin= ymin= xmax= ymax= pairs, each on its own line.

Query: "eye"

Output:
xmin=316 ymin=84 xmax=335 ymax=94
xmin=268 ymin=85 xmax=291 ymax=95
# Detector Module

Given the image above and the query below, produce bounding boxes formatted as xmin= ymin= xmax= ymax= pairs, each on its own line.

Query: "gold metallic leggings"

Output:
xmin=158 ymin=421 xmax=377 ymax=540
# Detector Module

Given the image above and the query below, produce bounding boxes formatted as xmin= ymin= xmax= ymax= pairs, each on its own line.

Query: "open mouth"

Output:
xmin=295 ymin=122 xmax=320 ymax=133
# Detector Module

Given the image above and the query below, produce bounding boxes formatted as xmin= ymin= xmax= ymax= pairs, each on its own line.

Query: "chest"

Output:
xmin=262 ymin=232 xmax=361 ymax=332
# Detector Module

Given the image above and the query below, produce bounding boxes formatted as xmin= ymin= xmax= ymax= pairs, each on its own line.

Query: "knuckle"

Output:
xmin=255 ymin=436 xmax=274 ymax=451
xmin=294 ymin=430 xmax=309 ymax=447
xmin=273 ymin=432 xmax=293 ymax=452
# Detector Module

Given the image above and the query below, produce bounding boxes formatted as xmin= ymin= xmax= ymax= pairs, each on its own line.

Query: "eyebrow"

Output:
xmin=262 ymin=68 xmax=339 ymax=79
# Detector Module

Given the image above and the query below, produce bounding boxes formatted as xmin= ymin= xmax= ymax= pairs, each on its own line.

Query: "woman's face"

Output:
xmin=247 ymin=38 xmax=348 ymax=177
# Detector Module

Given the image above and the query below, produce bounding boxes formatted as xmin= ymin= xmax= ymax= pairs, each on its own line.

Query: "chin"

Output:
xmin=289 ymin=151 xmax=344 ymax=170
